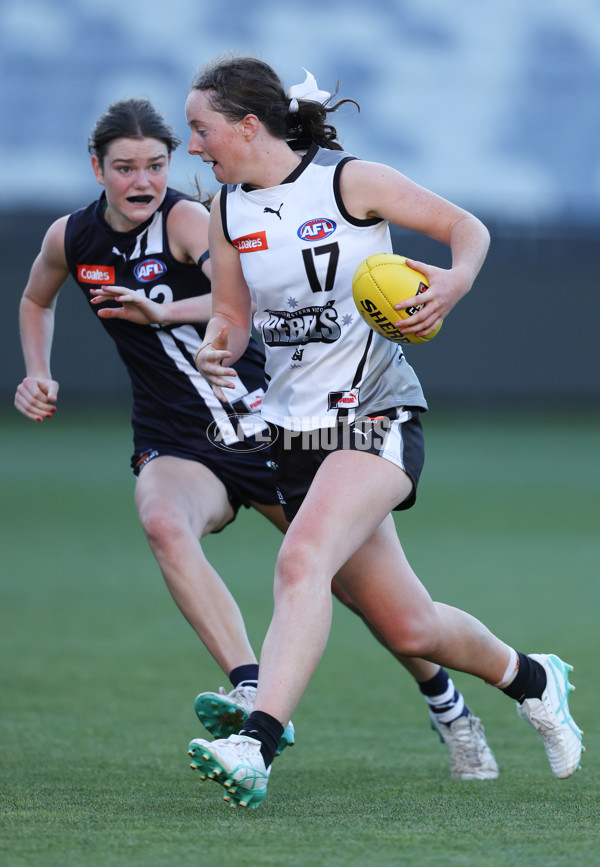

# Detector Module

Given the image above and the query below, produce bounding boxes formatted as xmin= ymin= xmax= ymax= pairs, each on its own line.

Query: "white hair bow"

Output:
xmin=287 ymin=68 xmax=331 ymax=113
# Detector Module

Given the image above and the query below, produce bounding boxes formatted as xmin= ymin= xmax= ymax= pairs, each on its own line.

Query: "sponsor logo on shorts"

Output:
xmin=232 ymin=231 xmax=268 ymax=252
xmin=134 ymin=259 xmax=167 ymax=282
xmin=77 ymin=264 xmax=115 ymax=284
xmin=297 ymin=218 xmax=336 ymax=241
xmin=134 ymin=448 xmax=160 ymax=471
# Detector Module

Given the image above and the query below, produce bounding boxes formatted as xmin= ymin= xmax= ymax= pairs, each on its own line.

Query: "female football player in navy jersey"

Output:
xmin=16 ymin=95 xmax=502 ymax=782
xmin=188 ymin=56 xmax=583 ymax=808
xmin=14 ymin=96 xmax=297 ymax=743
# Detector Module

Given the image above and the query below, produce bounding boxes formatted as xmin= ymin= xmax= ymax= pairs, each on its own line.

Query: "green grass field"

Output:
xmin=1 ymin=408 xmax=598 ymax=866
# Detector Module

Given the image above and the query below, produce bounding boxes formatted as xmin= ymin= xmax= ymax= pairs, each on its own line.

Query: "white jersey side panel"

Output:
xmin=223 ymin=146 xmax=427 ymax=430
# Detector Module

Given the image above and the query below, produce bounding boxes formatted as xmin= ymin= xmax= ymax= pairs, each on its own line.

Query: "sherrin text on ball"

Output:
xmin=352 ymin=253 xmax=442 ymax=345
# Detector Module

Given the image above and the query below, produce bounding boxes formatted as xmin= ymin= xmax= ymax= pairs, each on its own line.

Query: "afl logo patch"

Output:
xmin=134 ymin=259 xmax=167 ymax=282
xmin=297 ymin=218 xmax=336 ymax=241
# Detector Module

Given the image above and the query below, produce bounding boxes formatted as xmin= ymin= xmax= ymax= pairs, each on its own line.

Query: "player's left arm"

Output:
xmin=340 ymin=160 xmax=490 ymax=336
xmin=90 ymin=199 xmax=214 ymax=325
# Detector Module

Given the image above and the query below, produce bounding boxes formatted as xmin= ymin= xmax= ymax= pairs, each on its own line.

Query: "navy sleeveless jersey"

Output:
xmin=64 ymin=189 xmax=269 ymax=455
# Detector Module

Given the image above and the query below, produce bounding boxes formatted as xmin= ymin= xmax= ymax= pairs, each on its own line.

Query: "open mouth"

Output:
xmin=127 ymin=195 xmax=153 ymax=204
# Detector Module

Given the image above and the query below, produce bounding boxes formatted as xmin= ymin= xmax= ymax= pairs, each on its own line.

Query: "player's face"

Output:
xmin=92 ymin=137 xmax=170 ymax=232
xmin=185 ymin=89 xmax=248 ymax=185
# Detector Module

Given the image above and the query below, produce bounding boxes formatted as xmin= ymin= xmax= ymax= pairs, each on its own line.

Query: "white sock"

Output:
xmin=492 ymin=647 xmax=519 ymax=689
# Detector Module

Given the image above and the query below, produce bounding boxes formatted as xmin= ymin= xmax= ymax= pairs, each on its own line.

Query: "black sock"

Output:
xmin=239 ymin=710 xmax=284 ymax=768
xmin=229 ymin=664 xmax=259 ymax=689
xmin=500 ymin=652 xmax=547 ymax=703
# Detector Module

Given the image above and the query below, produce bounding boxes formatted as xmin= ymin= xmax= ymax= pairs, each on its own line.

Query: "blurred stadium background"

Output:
xmin=1 ymin=0 xmax=599 ymax=409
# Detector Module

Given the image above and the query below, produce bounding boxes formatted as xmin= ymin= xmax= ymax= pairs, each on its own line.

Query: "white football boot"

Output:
xmin=195 ymin=684 xmax=295 ymax=756
xmin=430 ymin=713 xmax=499 ymax=780
xmin=516 ymin=653 xmax=583 ymax=778
xmin=188 ymin=734 xmax=270 ymax=808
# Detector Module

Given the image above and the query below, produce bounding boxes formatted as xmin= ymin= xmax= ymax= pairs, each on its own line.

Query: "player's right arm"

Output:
xmin=14 ymin=216 xmax=70 ymax=421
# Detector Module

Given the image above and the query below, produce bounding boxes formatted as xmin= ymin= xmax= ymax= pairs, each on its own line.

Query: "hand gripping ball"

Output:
xmin=352 ymin=253 xmax=442 ymax=345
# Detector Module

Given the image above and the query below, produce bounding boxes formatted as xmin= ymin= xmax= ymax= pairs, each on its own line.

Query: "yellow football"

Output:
xmin=352 ymin=253 xmax=442 ymax=345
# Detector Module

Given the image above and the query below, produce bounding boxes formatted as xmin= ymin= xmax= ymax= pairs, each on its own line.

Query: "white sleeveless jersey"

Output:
xmin=220 ymin=143 xmax=427 ymax=430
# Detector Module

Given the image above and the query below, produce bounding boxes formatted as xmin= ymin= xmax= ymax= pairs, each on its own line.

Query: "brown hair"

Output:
xmin=88 ymin=97 xmax=182 ymax=166
xmin=190 ymin=55 xmax=358 ymax=151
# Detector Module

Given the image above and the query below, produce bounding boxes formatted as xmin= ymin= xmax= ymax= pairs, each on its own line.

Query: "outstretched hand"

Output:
xmin=194 ymin=326 xmax=237 ymax=403
xmin=14 ymin=376 xmax=59 ymax=422
xmin=90 ymin=285 xmax=166 ymax=326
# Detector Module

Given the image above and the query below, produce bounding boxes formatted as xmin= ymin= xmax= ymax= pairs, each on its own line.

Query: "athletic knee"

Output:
xmin=275 ymin=539 xmax=321 ymax=591
xmin=138 ymin=502 xmax=186 ymax=551
xmin=392 ymin=630 xmax=433 ymax=658
xmin=386 ymin=613 xmax=439 ymax=658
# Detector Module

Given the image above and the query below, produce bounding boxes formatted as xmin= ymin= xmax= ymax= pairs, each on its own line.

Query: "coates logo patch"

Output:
xmin=297 ymin=218 xmax=336 ymax=241
xmin=77 ymin=264 xmax=115 ymax=284
xmin=134 ymin=259 xmax=167 ymax=282
xmin=233 ymin=231 xmax=268 ymax=253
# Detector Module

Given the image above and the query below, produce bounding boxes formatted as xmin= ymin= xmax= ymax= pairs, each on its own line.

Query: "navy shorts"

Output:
xmin=130 ymin=438 xmax=279 ymax=521
xmin=267 ymin=406 xmax=425 ymax=523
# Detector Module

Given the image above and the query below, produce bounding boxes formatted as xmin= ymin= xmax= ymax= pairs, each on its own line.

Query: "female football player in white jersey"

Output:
xmin=14 ymin=96 xmax=499 ymax=780
xmin=189 ymin=56 xmax=583 ymax=808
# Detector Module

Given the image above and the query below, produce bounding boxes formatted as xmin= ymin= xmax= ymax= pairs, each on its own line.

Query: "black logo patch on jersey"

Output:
xmin=328 ymin=390 xmax=360 ymax=410
xmin=262 ymin=300 xmax=341 ymax=346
